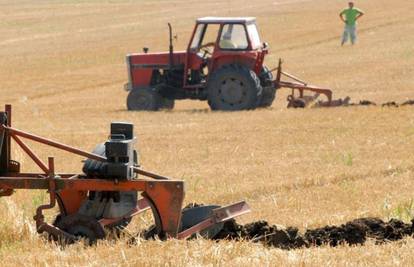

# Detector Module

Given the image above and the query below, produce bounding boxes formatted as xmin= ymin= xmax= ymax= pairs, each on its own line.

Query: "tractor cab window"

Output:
xmin=190 ymin=24 xmax=220 ymax=56
xmin=247 ymin=23 xmax=261 ymax=49
xmin=190 ymin=24 xmax=205 ymax=50
xmin=200 ymin=24 xmax=220 ymax=49
xmin=190 ymin=24 xmax=220 ymax=58
xmin=219 ymin=24 xmax=248 ymax=50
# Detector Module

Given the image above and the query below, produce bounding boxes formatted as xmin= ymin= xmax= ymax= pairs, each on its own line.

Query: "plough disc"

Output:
xmin=54 ymin=214 xmax=105 ymax=245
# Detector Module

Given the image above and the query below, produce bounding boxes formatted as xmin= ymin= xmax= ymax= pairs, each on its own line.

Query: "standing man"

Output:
xmin=340 ymin=2 xmax=364 ymax=45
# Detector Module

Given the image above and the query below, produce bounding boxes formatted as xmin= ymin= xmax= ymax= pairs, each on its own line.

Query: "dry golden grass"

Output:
xmin=0 ymin=0 xmax=414 ymax=266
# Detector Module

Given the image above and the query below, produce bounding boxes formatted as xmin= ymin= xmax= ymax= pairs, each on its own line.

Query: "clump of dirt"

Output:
xmin=214 ymin=217 xmax=414 ymax=249
xmin=310 ymin=95 xmax=414 ymax=108
xmin=214 ymin=220 xmax=307 ymax=249
xmin=314 ymin=96 xmax=351 ymax=108
xmin=293 ymin=96 xmax=414 ymax=108
xmin=358 ymin=100 xmax=377 ymax=106
xmin=402 ymin=100 xmax=414 ymax=106
xmin=382 ymin=101 xmax=399 ymax=107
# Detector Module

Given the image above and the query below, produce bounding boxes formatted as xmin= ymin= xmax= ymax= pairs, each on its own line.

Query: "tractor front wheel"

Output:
xmin=207 ymin=64 xmax=263 ymax=111
xmin=160 ymin=97 xmax=175 ymax=110
xmin=127 ymin=87 xmax=161 ymax=111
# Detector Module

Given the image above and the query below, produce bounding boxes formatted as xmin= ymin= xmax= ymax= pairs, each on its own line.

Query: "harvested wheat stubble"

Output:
xmin=213 ymin=217 xmax=414 ymax=250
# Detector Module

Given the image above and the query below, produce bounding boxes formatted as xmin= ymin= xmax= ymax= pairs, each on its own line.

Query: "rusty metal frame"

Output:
xmin=272 ymin=59 xmax=333 ymax=105
xmin=0 ymin=104 xmax=250 ymax=241
xmin=1 ymin=124 xmax=107 ymax=165
xmin=0 ymin=105 xmax=185 ymax=238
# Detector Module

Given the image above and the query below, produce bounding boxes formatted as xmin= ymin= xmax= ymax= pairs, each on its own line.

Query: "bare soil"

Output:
xmin=315 ymin=99 xmax=414 ymax=108
xmin=139 ymin=204 xmax=414 ymax=250
xmin=214 ymin=217 xmax=414 ymax=249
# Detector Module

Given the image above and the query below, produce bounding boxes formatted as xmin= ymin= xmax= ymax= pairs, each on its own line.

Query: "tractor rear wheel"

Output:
xmin=127 ymin=87 xmax=161 ymax=111
xmin=207 ymin=64 xmax=262 ymax=111
xmin=258 ymin=66 xmax=276 ymax=108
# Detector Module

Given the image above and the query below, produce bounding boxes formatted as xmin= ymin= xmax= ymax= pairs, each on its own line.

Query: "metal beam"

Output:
xmin=10 ymin=134 xmax=49 ymax=174
xmin=1 ymin=125 xmax=107 ymax=162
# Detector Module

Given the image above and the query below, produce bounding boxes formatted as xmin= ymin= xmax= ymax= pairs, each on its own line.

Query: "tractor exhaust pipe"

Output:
xmin=168 ymin=23 xmax=174 ymax=69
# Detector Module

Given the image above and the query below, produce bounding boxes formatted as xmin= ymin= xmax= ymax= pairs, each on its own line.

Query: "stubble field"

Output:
xmin=0 ymin=0 xmax=414 ymax=266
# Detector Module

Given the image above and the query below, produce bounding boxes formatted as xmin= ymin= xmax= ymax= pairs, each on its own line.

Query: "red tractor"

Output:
xmin=125 ymin=17 xmax=333 ymax=111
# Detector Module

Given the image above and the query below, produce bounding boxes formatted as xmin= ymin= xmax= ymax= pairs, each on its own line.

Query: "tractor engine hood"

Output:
xmin=128 ymin=51 xmax=186 ymax=68
xmin=125 ymin=51 xmax=187 ymax=89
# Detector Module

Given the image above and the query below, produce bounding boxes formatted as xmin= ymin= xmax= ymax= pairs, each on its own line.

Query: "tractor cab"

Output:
xmin=188 ymin=17 xmax=263 ymax=61
xmin=185 ymin=17 xmax=266 ymax=86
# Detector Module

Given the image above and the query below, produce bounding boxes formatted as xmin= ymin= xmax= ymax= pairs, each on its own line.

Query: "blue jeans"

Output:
xmin=342 ymin=24 xmax=357 ymax=45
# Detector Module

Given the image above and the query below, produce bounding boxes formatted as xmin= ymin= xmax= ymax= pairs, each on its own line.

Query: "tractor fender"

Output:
xmin=209 ymin=53 xmax=257 ymax=78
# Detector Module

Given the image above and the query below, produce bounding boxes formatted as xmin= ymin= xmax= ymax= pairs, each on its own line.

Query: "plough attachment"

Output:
xmin=270 ymin=59 xmax=349 ymax=108
xmin=0 ymin=105 xmax=250 ymax=244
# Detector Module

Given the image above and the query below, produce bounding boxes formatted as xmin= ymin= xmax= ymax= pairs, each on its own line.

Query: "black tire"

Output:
xmin=126 ymin=87 xmax=161 ymax=111
xmin=159 ymin=97 xmax=175 ymax=110
xmin=287 ymin=98 xmax=306 ymax=108
xmin=258 ymin=66 xmax=277 ymax=108
xmin=207 ymin=64 xmax=262 ymax=111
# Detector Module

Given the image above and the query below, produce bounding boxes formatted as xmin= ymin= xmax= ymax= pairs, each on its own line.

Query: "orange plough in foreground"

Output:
xmin=0 ymin=105 xmax=250 ymax=244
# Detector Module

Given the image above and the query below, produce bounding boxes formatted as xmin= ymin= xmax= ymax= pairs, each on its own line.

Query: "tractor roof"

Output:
xmin=196 ymin=17 xmax=256 ymax=24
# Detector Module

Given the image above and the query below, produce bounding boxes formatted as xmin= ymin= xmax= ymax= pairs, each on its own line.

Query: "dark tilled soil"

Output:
xmin=402 ymin=100 xmax=414 ymax=106
xmin=213 ymin=217 xmax=414 ymax=249
xmin=382 ymin=101 xmax=399 ymax=107
xmin=350 ymin=99 xmax=414 ymax=107
xmin=314 ymin=99 xmax=414 ymax=108
xmin=134 ymin=204 xmax=414 ymax=250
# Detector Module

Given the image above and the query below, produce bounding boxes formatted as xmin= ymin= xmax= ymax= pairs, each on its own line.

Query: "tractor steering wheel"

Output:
xmin=199 ymin=43 xmax=214 ymax=59
xmin=201 ymin=47 xmax=212 ymax=58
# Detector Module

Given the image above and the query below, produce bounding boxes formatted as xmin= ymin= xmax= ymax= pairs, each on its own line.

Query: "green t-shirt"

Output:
xmin=341 ymin=8 xmax=363 ymax=26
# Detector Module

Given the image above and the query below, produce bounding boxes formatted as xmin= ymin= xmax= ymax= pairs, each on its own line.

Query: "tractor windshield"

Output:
xmin=247 ymin=23 xmax=261 ymax=49
xmin=190 ymin=24 xmax=205 ymax=50
xmin=189 ymin=23 xmax=220 ymax=54
xmin=219 ymin=24 xmax=248 ymax=50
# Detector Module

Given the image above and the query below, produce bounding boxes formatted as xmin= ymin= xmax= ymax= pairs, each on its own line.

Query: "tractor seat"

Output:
xmin=219 ymin=39 xmax=237 ymax=49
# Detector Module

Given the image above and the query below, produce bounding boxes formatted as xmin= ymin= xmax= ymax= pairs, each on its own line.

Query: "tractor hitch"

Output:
xmin=270 ymin=59 xmax=347 ymax=108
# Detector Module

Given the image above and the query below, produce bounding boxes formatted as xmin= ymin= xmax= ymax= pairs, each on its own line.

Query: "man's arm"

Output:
xmin=356 ymin=9 xmax=365 ymax=21
xmin=339 ymin=10 xmax=346 ymax=22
